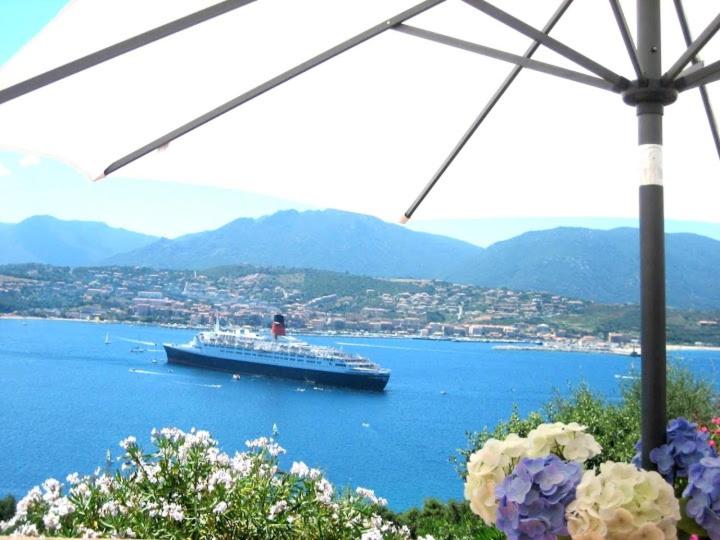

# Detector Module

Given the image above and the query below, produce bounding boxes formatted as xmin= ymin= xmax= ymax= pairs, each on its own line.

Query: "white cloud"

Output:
xmin=19 ymin=154 xmax=40 ymax=167
xmin=0 ymin=162 xmax=11 ymax=177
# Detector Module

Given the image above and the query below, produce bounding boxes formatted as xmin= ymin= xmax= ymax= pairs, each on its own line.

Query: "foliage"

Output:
xmin=622 ymin=362 xmax=719 ymax=424
xmin=460 ymin=362 xmax=719 ymax=474
xmin=380 ymin=499 xmax=504 ymax=540
xmin=0 ymin=495 xmax=15 ymax=521
xmin=0 ymin=428 xmax=409 ymax=539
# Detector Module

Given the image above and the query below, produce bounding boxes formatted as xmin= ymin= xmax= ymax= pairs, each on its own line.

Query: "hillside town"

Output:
xmin=1 ymin=264 xmax=719 ymax=347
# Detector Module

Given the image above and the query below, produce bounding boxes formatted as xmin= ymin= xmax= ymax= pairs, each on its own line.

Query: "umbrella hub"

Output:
xmin=622 ymin=79 xmax=678 ymax=107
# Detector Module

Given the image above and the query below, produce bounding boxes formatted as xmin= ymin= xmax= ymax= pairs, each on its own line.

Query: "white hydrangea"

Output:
xmin=464 ymin=434 xmax=528 ymax=524
xmin=566 ymin=461 xmax=680 ymax=540
xmin=526 ymin=422 xmax=602 ymax=462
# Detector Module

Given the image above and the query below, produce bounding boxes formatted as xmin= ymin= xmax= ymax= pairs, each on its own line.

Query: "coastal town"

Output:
xmin=1 ymin=263 xmax=719 ymax=349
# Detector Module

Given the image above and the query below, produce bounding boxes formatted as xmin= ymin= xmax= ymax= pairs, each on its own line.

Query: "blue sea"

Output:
xmin=0 ymin=319 xmax=718 ymax=510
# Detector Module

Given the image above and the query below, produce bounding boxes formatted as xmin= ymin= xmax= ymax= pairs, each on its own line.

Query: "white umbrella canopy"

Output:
xmin=0 ymin=0 xmax=719 ymax=223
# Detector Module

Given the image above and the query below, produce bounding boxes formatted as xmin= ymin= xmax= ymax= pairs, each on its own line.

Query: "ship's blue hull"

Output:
xmin=164 ymin=345 xmax=389 ymax=391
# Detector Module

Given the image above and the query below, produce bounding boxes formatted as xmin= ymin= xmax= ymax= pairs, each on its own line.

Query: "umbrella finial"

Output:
xmin=399 ymin=214 xmax=410 ymax=225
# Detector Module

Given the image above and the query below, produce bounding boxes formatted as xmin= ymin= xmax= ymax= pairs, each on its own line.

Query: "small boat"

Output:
xmin=130 ymin=346 xmax=144 ymax=353
xmin=440 ymin=390 xmax=448 ymax=395
xmin=232 ymin=373 xmax=241 ymax=380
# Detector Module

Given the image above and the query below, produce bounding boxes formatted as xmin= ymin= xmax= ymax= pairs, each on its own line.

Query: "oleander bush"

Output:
xmin=0 ymin=428 xmax=413 ymax=539
xmin=380 ymin=499 xmax=503 ymax=540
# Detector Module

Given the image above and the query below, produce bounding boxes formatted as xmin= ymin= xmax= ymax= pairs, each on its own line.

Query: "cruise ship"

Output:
xmin=163 ymin=315 xmax=390 ymax=391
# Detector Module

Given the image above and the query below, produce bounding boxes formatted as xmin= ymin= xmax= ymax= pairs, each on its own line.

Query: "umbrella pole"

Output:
xmin=637 ymin=0 xmax=667 ymax=469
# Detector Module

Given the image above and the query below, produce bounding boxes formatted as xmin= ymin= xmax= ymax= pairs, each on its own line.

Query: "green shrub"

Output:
xmin=0 ymin=495 xmax=15 ymax=521
xmin=381 ymin=499 xmax=503 ymax=540
xmin=459 ymin=361 xmax=718 ymax=471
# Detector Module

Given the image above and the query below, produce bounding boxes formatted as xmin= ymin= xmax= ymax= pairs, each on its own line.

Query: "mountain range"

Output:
xmin=2 ymin=211 xmax=719 ymax=309
xmin=0 ymin=215 xmax=157 ymax=266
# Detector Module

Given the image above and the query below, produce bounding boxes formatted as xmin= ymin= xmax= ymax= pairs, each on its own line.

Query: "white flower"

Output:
xmin=231 ymin=453 xmax=253 ymax=476
xmin=268 ymin=500 xmax=288 ymax=520
xmin=566 ymin=462 xmax=680 ymax=540
xmin=70 ymin=482 xmax=91 ymax=499
xmin=291 ymin=461 xmax=310 ymax=478
xmin=100 ymin=500 xmax=120 ymax=517
xmin=15 ymin=486 xmax=42 ymax=519
xmin=43 ymin=511 xmax=61 ymax=531
xmin=42 ymin=478 xmax=62 ymax=503
xmin=78 ymin=525 xmax=101 ymax=538
xmin=18 ymin=523 xmax=39 ymax=537
xmin=52 ymin=496 xmax=75 ymax=517
xmin=66 ymin=472 xmax=80 ymax=485
xmin=526 ymin=422 xmax=602 ymax=462
xmin=160 ymin=502 xmax=185 ymax=522
xmin=208 ymin=469 xmax=234 ymax=492
xmin=464 ymin=437 xmax=527 ymax=524
xmin=315 ymin=478 xmax=334 ymax=504
xmin=213 ymin=501 xmax=228 ymax=515
xmin=94 ymin=474 xmax=113 ymax=495
xmin=119 ymin=436 xmax=137 ymax=450
xmin=360 ymin=529 xmax=383 ymax=540
xmin=356 ymin=487 xmax=388 ymax=507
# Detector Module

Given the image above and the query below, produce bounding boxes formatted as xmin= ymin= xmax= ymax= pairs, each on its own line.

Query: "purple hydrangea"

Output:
xmin=682 ymin=456 xmax=720 ymax=539
xmin=495 ymin=455 xmax=582 ymax=540
xmin=633 ymin=417 xmax=717 ymax=483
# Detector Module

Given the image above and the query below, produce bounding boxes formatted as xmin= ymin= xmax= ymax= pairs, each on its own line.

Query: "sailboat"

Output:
xmin=104 ymin=332 xmax=111 ymax=345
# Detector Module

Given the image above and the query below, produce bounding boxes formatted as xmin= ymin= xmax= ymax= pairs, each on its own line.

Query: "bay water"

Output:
xmin=1 ymin=319 xmax=717 ymax=510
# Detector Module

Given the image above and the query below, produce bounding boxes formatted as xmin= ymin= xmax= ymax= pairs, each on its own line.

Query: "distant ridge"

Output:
xmin=0 ymin=215 xmax=157 ymax=266
xmin=4 ymin=212 xmax=720 ymax=308
xmin=446 ymin=227 xmax=720 ymax=309
xmin=105 ymin=209 xmax=481 ymax=279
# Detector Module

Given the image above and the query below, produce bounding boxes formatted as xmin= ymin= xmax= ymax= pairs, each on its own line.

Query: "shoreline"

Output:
xmin=2 ymin=314 xmax=720 ymax=351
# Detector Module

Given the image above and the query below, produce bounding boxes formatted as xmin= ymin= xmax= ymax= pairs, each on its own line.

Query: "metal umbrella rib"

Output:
xmin=671 ymin=0 xmax=720 ymax=160
xmin=103 ymin=0 xmax=446 ymax=177
xmin=461 ymin=0 xmax=630 ymax=91
xmin=0 ymin=0 xmax=258 ymax=106
xmin=394 ymin=24 xmax=616 ymax=92
xmin=608 ymin=0 xmax=643 ymax=81
xmin=401 ymin=0 xmax=573 ymax=221
xmin=674 ymin=59 xmax=720 ymax=91
xmin=663 ymin=11 xmax=720 ymax=84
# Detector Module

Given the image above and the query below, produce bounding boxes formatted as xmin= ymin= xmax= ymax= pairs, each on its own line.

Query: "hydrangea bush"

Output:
xmin=465 ymin=418 xmax=720 ymax=540
xmin=565 ymin=461 xmax=680 ymax=539
xmin=633 ymin=418 xmax=717 ymax=484
xmin=496 ymin=455 xmax=582 ymax=539
xmin=683 ymin=457 xmax=720 ymax=540
xmin=0 ymin=427 xmax=410 ymax=539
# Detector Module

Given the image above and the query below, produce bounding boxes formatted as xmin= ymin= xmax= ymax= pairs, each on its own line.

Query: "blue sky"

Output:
xmin=1 ymin=1 xmax=719 ymax=246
